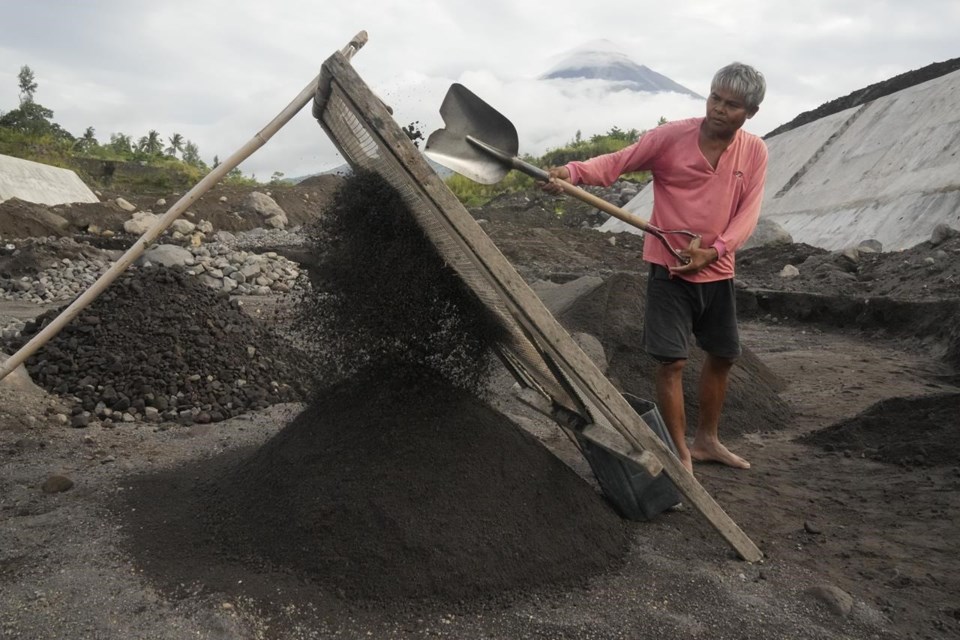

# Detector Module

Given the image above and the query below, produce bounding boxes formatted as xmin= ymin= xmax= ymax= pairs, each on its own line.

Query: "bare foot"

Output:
xmin=690 ymin=441 xmax=751 ymax=469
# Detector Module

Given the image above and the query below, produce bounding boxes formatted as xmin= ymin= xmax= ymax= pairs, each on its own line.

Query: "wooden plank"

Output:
xmin=320 ymin=52 xmax=763 ymax=563
xmin=516 ymin=387 xmax=661 ymax=477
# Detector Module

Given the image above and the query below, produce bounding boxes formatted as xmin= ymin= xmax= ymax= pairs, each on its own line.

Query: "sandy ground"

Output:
xmin=2 ymin=289 xmax=958 ymax=639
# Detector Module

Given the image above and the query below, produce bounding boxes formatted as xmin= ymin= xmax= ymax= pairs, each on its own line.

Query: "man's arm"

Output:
xmin=713 ymin=142 xmax=768 ymax=257
xmin=541 ymin=128 xmax=662 ymax=192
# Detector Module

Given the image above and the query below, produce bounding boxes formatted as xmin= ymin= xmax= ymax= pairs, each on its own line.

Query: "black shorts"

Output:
xmin=643 ymin=264 xmax=741 ymax=361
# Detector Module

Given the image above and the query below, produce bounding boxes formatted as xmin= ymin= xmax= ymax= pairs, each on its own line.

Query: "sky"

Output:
xmin=1 ymin=0 xmax=957 ymax=181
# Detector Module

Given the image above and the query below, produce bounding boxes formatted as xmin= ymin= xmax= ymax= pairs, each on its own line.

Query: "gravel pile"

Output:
xmin=4 ymin=265 xmax=312 ymax=426
xmin=1 ymin=234 xmax=305 ymax=330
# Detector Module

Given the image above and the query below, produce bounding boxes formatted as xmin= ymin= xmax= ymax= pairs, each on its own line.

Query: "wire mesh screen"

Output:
xmin=314 ymin=57 xmax=583 ymax=414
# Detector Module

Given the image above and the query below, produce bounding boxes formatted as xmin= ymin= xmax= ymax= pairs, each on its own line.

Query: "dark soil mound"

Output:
xmin=178 ymin=366 xmax=628 ymax=603
xmin=117 ymin=366 xmax=629 ymax=608
xmin=559 ymin=272 xmax=792 ymax=435
xmin=0 ymin=198 xmax=72 ymax=239
xmin=5 ymin=266 xmax=311 ymax=423
xmin=765 ymin=57 xmax=960 ymax=138
xmin=736 ymin=234 xmax=960 ymax=302
xmin=799 ymin=392 xmax=960 ymax=468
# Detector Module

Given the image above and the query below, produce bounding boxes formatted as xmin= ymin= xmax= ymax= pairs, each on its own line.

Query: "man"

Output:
xmin=543 ymin=62 xmax=767 ymax=473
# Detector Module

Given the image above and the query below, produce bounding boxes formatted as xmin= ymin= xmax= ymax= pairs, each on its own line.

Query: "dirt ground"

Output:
xmin=2 ymin=183 xmax=960 ymax=639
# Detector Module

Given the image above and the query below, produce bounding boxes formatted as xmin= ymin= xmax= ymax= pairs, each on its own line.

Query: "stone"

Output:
xmin=124 ymin=211 xmax=161 ymax=235
xmin=743 ymin=217 xmax=793 ymax=250
xmin=930 ymin=223 xmax=957 ymax=246
xmin=265 ymin=215 xmax=287 ymax=230
xmin=242 ymin=192 xmax=286 ymax=221
xmin=806 ymin=584 xmax=854 ymax=617
xmin=171 ymin=219 xmax=197 ymax=235
xmin=140 ymin=244 xmax=194 ymax=268
xmin=840 ymin=247 xmax=860 ymax=264
xmin=115 ymin=197 xmax=137 ymax=212
xmin=779 ymin=264 xmax=800 ymax=278
xmin=70 ymin=413 xmax=90 ymax=428
xmin=42 ymin=475 xmax=74 ymax=493
xmin=857 ymin=239 xmax=883 ymax=253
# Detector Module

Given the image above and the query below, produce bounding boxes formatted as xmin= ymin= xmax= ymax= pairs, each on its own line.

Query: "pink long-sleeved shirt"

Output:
xmin=566 ymin=117 xmax=768 ymax=282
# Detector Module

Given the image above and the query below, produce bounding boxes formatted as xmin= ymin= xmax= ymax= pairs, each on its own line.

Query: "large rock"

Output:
xmin=742 ymin=217 xmax=793 ymax=250
xmin=124 ymin=211 xmax=160 ymax=235
xmin=242 ymin=192 xmax=288 ymax=228
xmin=115 ymin=197 xmax=137 ymax=213
xmin=140 ymin=244 xmax=194 ymax=268
xmin=171 ymin=219 xmax=197 ymax=235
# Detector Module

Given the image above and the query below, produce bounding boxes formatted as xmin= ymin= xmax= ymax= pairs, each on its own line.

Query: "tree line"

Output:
xmin=0 ymin=65 xmax=260 ymax=183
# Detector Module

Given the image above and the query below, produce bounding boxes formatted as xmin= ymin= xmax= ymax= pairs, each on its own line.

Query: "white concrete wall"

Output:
xmin=602 ymin=69 xmax=960 ymax=250
xmin=0 ymin=154 xmax=99 ymax=206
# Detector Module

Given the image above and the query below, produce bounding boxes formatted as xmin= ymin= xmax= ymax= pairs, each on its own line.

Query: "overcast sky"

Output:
xmin=1 ymin=0 xmax=957 ymax=180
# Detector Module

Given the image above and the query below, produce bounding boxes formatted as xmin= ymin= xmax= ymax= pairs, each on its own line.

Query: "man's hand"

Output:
xmin=538 ymin=166 xmax=569 ymax=194
xmin=668 ymin=244 xmax=719 ymax=276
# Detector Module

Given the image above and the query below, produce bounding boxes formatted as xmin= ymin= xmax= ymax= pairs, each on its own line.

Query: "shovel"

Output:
xmin=424 ymin=83 xmax=700 ymax=264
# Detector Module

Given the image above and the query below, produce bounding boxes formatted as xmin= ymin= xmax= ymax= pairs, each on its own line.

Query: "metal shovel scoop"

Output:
xmin=424 ymin=83 xmax=700 ymax=264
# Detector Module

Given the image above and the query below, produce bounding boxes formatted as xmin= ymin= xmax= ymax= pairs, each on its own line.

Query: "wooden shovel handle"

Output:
xmin=552 ymin=178 xmax=653 ymax=232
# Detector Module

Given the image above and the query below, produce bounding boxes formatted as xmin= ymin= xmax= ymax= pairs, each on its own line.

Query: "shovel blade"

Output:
xmin=424 ymin=84 xmax=520 ymax=185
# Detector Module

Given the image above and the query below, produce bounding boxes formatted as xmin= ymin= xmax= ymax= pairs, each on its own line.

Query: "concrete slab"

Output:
xmin=601 ymin=69 xmax=960 ymax=251
xmin=0 ymin=154 xmax=99 ymax=206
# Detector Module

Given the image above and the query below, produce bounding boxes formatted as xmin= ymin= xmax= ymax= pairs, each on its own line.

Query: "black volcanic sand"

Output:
xmin=5 ymin=266 xmax=311 ymax=422
xmin=294 ymin=169 xmax=507 ymax=393
xmin=118 ymin=366 xmax=629 ymax=607
xmin=559 ymin=272 xmax=792 ymax=435
xmin=799 ymin=392 xmax=960 ymax=468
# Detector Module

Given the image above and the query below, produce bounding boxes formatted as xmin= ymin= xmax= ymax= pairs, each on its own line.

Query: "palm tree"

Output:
xmin=138 ymin=130 xmax=163 ymax=156
xmin=166 ymin=132 xmax=184 ymax=158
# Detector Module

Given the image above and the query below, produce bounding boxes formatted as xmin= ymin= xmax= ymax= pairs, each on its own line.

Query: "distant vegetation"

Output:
xmin=445 ymin=122 xmax=662 ymax=207
xmin=0 ymin=65 xmax=260 ymax=192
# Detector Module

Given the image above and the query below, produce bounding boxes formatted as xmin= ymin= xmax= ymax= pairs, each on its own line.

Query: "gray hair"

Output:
xmin=711 ymin=62 xmax=766 ymax=109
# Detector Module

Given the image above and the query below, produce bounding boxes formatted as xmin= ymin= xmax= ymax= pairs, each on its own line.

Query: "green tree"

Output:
xmin=109 ymin=132 xmax=133 ymax=155
xmin=212 ymin=155 xmax=220 ymax=169
xmin=0 ymin=65 xmax=72 ymax=141
xmin=181 ymin=139 xmax=203 ymax=167
xmin=18 ymin=65 xmax=37 ymax=104
xmin=166 ymin=132 xmax=184 ymax=157
xmin=74 ymin=126 xmax=98 ymax=153
xmin=137 ymin=129 xmax=163 ymax=156
xmin=270 ymin=171 xmax=285 ymax=185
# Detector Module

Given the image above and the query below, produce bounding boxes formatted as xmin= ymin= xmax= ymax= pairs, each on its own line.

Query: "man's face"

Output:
xmin=704 ymin=87 xmax=759 ymax=138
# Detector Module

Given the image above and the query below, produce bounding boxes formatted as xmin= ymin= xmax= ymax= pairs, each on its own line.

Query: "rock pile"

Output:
xmin=0 ymin=235 xmax=303 ymax=308
xmin=5 ymin=266 xmax=312 ymax=426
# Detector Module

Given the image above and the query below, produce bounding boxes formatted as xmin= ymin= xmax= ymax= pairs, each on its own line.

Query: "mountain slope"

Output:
xmin=540 ymin=41 xmax=702 ymax=99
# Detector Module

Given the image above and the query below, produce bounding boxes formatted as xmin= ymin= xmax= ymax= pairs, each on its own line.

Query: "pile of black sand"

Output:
xmin=558 ymin=272 xmax=792 ymax=435
xmin=117 ymin=171 xmax=629 ymax=605
xmin=6 ymin=266 xmax=311 ymax=423
xmin=798 ymin=392 xmax=960 ymax=467
xmin=122 ymin=364 xmax=629 ymax=603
